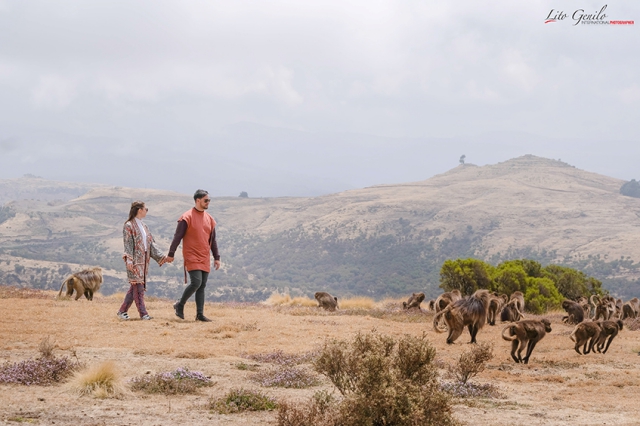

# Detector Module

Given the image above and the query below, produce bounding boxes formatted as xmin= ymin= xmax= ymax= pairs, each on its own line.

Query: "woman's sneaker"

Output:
xmin=141 ymin=314 xmax=153 ymax=320
xmin=117 ymin=311 xmax=129 ymax=320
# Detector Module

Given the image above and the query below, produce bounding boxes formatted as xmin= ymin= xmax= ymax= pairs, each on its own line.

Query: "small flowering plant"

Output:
xmin=129 ymin=367 xmax=213 ymax=395
xmin=0 ymin=356 xmax=81 ymax=386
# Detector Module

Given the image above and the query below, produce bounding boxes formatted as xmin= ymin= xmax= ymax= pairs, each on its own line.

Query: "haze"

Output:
xmin=0 ymin=1 xmax=638 ymax=197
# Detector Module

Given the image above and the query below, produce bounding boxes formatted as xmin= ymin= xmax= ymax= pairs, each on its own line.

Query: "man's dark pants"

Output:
xmin=177 ymin=270 xmax=209 ymax=315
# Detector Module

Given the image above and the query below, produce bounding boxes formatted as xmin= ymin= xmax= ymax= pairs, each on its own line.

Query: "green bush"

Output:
xmin=209 ymin=388 xmax=278 ymax=414
xmin=292 ymin=331 xmax=460 ymax=426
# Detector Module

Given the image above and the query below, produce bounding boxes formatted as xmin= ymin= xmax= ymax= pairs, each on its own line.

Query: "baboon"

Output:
xmin=434 ymin=289 xmax=462 ymax=312
xmin=501 ymin=319 xmax=552 ymax=364
xmin=621 ymin=303 xmax=637 ymax=320
xmin=628 ymin=297 xmax=640 ymax=313
xmin=500 ymin=299 xmax=524 ymax=322
xmin=509 ymin=291 xmax=525 ymax=313
xmin=314 ymin=292 xmax=338 ymax=311
xmin=427 ymin=299 xmax=436 ymax=311
xmin=561 ymin=299 xmax=585 ymax=325
xmin=576 ymin=296 xmax=591 ymax=318
xmin=570 ymin=321 xmax=602 ymax=355
xmin=591 ymin=295 xmax=615 ymax=320
xmin=487 ymin=293 xmax=508 ymax=326
xmin=433 ymin=289 xmax=492 ymax=344
xmin=402 ymin=292 xmax=425 ymax=310
xmin=57 ymin=267 xmax=103 ymax=301
xmin=595 ymin=320 xmax=623 ymax=354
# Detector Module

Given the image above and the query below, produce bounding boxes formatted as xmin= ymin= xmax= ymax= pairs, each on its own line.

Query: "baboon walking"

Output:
xmin=595 ymin=320 xmax=623 ymax=354
xmin=487 ymin=293 xmax=508 ymax=326
xmin=57 ymin=267 xmax=103 ymax=301
xmin=403 ymin=292 xmax=425 ymax=310
xmin=570 ymin=321 xmax=602 ymax=355
xmin=501 ymin=319 xmax=552 ymax=364
xmin=433 ymin=289 xmax=491 ymax=344
xmin=314 ymin=292 xmax=339 ymax=311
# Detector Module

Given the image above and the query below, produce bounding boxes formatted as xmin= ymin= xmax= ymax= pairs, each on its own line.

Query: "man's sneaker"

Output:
xmin=141 ymin=314 xmax=153 ymax=320
xmin=117 ymin=311 xmax=129 ymax=320
xmin=173 ymin=302 xmax=184 ymax=319
xmin=195 ymin=314 xmax=212 ymax=322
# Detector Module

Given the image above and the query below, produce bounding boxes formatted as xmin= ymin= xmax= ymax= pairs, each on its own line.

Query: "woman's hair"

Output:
xmin=126 ymin=201 xmax=146 ymax=224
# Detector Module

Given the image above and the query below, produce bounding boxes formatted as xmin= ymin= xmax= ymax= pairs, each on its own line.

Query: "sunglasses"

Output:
xmin=142 ymin=207 xmax=148 ymax=211
xmin=203 ymin=199 xmax=211 ymax=203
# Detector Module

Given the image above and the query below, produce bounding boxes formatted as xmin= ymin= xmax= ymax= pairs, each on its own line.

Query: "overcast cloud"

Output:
xmin=0 ymin=0 xmax=638 ymax=196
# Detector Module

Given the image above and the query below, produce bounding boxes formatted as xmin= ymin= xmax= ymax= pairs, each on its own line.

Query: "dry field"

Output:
xmin=1 ymin=290 xmax=640 ymax=426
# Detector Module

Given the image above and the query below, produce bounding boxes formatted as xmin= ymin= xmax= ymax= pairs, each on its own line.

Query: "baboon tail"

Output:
xmin=58 ymin=277 xmax=70 ymax=297
xmin=433 ymin=307 xmax=449 ymax=333
xmin=501 ymin=325 xmax=517 ymax=341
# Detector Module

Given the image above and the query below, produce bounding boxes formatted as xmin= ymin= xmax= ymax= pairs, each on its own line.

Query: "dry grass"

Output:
xmin=264 ymin=293 xmax=317 ymax=307
xmin=67 ymin=361 xmax=127 ymax=399
xmin=338 ymin=296 xmax=375 ymax=310
xmin=2 ymin=290 xmax=640 ymax=425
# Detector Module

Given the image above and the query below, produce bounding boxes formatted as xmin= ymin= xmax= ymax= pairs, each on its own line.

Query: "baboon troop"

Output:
xmin=433 ymin=289 xmax=492 ymax=344
xmin=561 ymin=299 xmax=585 ymax=325
xmin=402 ymin=292 xmax=425 ymax=310
xmin=314 ymin=292 xmax=339 ymax=311
xmin=501 ymin=319 xmax=552 ymax=364
xmin=427 ymin=288 xmax=634 ymax=361
xmin=57 ymin=267 xmax=103 ymax=301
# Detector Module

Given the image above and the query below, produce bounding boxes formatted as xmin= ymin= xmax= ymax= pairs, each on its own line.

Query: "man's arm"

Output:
xmin=210 ymin=228 xmax=221 ymax=270
xmin=166 ymin=220 xmax=187 ymax=262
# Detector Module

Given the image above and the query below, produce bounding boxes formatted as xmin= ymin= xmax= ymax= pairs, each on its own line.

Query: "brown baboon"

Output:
xmin=500 ymin=299 xmax=524 ymax=323
xmin=591 ymin=295 xmax=616 ymax=320
xmin=432 ymin=289 xmax=492 ymax=344
xmin=501 ymin=319 xmax=552 ymax=364
xmin=595 ymin=320 xmax=623 ymax=354
xmin=434 ymin=289 xmax=462 ymax=312
xmin=628 ymin=297 xmax=640 ymax=314
xmin=314 ymin=292 xmax=338 ymax=311
xmin=487 ymin=293 xmax=508 ymax=326
xmin=570 ymin=321 xmax=603 ymax=355
xmin=621 ymin=303 xmax=637 ymax=320
xmin=561 ymin=299 xmax=585 ymax=325
xmin=427 ymin=299 xmax=436 ymax=311
xmin=509 ymin=291 xmax=525 ymax=313
xmin=57 ymin=267 xmax=103 ymax=301
xmin=402 ymin=292 xmax=425 ymax=310
xmin=576 ymin=296 xmax=591 ymax=318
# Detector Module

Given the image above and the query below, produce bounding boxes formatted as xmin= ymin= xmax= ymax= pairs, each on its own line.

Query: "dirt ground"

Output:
xmin=1 ymin=291 xmax=640 ymax=426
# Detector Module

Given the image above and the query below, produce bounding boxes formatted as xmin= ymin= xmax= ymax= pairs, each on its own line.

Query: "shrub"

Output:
xmin=68 ymin=361 xmax=126 ymax=398
xmin=251 ymin=365 xmax=320 ymax=388
xmin=130 ymin=367 xmax=213 ymax=395
xmin=209 ymin=388 xmax=278 ymax=414
xmin=447 ymin=342 xmax=493 ymax=385
xmin=277 ymin=391 xmax=340 ymax=426
xmin=0 ymin=356 xmax=80 ymax=386
xmin=293 ymin=331 xmax=460 ymax=426
xmin=243 ymin=349 xmax=319 ymax=366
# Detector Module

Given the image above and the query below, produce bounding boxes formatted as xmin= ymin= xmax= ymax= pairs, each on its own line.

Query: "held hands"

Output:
xmin=214 ymin=260 xmax=221 ymax=271
xmin=165 ymin=256 xmax=174 ymax=264
xmin=125 ymin=260 xmax=133 ymax=272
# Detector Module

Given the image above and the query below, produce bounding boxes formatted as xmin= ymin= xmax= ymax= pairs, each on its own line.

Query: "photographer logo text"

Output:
xmin=545 ymin=5 xmax=634 ymax=25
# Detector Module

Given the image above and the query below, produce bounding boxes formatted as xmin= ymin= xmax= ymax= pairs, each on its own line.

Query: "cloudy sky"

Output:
xmin=0 ymin=0 xmax=638 ymax=196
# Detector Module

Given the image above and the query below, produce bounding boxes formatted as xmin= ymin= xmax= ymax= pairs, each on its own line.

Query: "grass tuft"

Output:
xmin=251 ymin=365 xmax=321 ymax=388
xmin=339 ymin=296 xmax=375 ymax=310
xmin=209 ymin=388 xmax=278 ymax=414
xmin=68 ymin=361 xmax=126 ymax=398
xmin=130 ymin=367 xmax=213 ymax=395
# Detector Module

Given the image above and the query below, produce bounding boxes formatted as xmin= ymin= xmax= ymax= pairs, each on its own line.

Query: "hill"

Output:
xmin=1 ymin=155 xmax=639 ymax=301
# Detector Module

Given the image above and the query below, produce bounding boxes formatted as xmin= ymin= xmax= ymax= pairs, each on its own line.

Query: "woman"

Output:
xmin=118 ymin=201 xmax=166 ymax=320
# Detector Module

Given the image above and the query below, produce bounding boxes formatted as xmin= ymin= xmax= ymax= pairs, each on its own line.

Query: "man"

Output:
xmin=165 ymin=189 xmax=221 ymax=322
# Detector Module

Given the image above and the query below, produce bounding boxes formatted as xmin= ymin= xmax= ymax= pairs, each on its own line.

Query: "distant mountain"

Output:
xmin=1 ymin=155 xmax=639 ymax=301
